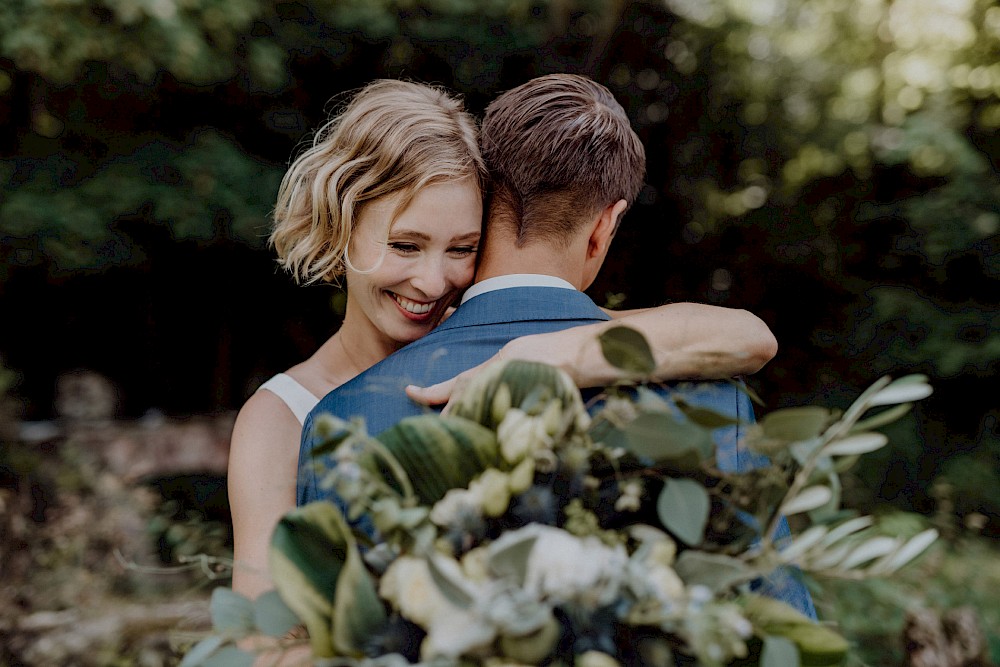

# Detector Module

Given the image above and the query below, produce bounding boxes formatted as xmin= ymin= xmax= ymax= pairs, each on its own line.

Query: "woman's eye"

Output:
xmin=389 ymin=243 xmax=419 ymax=254
xmin=450 ymin=246 xmax=478 ymax=256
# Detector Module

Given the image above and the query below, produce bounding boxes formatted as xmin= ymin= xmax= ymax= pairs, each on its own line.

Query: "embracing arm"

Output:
xmin=407 ymin=302 xmax=777 ymax=406
xmin=228 ymin=392 xmax=302 ymax=600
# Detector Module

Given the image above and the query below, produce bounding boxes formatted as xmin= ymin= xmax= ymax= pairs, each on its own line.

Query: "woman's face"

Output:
xmin=346 ymin=178 xmax=482 ymax=347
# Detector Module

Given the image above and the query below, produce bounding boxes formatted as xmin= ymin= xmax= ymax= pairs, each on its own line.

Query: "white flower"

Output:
xmin=493 ymin=524 xmax=628 ymax=609
xmin=497 ymin=408 xmax=551 ymax=463
xmin=379 ymin=556 xmax=495 ymax=659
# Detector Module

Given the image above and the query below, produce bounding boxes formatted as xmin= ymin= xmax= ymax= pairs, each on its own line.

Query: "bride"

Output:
xmin=228 ymin=78 xmax=778 ymax=600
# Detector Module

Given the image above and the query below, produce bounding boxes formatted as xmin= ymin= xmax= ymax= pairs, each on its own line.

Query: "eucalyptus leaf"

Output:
xmin=624 ymin=412 xmax=712 ymax=469
xmin=674 ymin=398 xmax=741 ymax=429
xmin=202 ymin=647 xmax=256 ymax=667
xmin=253 ymin=590 xmax=303 ymax=638
xmin=673 ymin=551 xmax=753 ymax=591
xmin=656 ymin=478 xmax=710 ymax=546
xmin=598 ymin=325 xmax=656 ymax=375
xmin=209 ymin=587 xmax=255 ymax=635
xmin=762 ymin=636 xmax=801 ymax=667
xmin=759 ymin=407 xmax=832 ymax=442
xmin=178 ymin=636 xmax=225 ymax=667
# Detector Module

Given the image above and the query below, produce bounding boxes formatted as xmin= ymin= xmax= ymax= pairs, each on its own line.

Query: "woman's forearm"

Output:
xmin=503 ymin=302 xmax=777 ymax=387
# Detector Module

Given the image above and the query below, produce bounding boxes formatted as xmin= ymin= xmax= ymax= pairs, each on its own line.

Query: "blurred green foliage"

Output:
xmin=0 ymin=0 xmax=997 ymax=533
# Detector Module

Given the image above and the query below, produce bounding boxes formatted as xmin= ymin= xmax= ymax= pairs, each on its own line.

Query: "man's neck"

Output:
xmin=474 ymin=234 xmax=586 ymax=289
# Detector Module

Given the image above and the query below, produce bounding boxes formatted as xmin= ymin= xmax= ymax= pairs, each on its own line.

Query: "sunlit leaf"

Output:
xmin=867 ymin=375 xmax=933 ymax=407
xmin=268 ymin=502 xmax=348 ymax=656
xmin=822 ymin=432 xmax=888 ymax=457
xmin=840 ymin=536 xmax=901 ymax=570
xmin=875 ymin=528 xmax=939 ymax=573
xmin=780 ymin=486 xmax=832 ymax=516
xmin=657 ymin=477 xmax=710 ymax=546
xmin=778 ymin=525 xmax=829 ymax=563
xmin=598 ymin=325 xmax=656 ymax=375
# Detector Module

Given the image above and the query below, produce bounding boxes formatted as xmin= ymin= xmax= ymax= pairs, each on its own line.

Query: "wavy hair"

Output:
xmin=271 ymin=80 xmax=486 ymax=284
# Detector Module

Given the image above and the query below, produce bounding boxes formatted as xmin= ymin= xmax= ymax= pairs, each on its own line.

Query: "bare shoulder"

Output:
xmin=230 ymin=390 xmax=302 ymax=463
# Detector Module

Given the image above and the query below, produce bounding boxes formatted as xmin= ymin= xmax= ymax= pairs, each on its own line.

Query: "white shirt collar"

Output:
xmin=460 ymin=274 xmax=576 ymax=304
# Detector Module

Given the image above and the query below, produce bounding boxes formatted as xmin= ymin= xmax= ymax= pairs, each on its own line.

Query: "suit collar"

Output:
xmin=439 ymin=286 xmax=610 ymax=330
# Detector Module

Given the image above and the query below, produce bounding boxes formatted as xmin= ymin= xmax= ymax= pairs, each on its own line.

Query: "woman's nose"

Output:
xmin=410 ymin=255 xmax=448 ymax=298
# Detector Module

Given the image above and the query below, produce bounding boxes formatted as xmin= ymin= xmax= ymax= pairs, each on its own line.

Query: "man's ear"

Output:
xmin=587 ymin=199 xmax=628 ymax=259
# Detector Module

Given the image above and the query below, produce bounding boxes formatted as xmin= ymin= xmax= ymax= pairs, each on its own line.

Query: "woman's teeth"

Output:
xmin=392 ymin=294 xmax=434 ymax=315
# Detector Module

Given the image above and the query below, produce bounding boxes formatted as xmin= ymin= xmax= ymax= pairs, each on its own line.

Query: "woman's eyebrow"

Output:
xmin=389 ymin=229 xmax=480 ymax=243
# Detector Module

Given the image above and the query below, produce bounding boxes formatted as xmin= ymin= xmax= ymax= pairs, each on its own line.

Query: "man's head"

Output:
xmin=480 ymin=74 xmax=646 ymax=250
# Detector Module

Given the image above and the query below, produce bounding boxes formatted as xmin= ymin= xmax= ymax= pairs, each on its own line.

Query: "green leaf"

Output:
xmin=268 ymin=502 xmax=350 ymax=657
xmin=202 ymin=647 xmax=256 ymax=667
xmin=426 ymin=554 xmax=476 ymax=608
xmin=868 ymin=375 xmax=933 ymax=407
xmin=253 ymin=590 xmax=302 ymax=638
xmin=209 ymin=587 xmax=255 ymax=634
xmin=759 ymin=407 xmax=832 ymax=442
xmin=179 ymin=636 xmax=225 ymax=667
xmin=780 ymin=485 xmax=833 ymax=516
xmin=332 ymin=532 xmax=389 ymax=655
xmin=822 ymin=432 xmax=888 ymax=457
xmin=674 ymin=398 xmax=741 ymax=429
xmin=373 ymin=415 xmax=500 ymax=504
xmin=623 ymin=412 xmax=712 ymax=470
xmin=850 ymin=403 xmax=912 ymax=432
xmin=762 ymin=636 xmax=801 ymax=667
xmin=673 ymin=551 xmax=753 ymax=591
xmin=489 ymin=533 xmax=539 ymax=588
xmin=743 ymin=595 xmax=849 ymax=666
xmin=656 ymin=478 xmax=710 ymax=546
xmin=598 ymin=325 xmax=656 ymax=375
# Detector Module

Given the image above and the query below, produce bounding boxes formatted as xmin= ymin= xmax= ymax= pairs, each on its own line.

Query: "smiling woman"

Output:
xmin=228 ymin=79 xmax=488 ymax=600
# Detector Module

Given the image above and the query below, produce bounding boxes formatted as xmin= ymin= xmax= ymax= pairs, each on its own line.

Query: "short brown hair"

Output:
xmin=480 ymin=74 xmax=645 ymax=246
xmin=271 ymin=80 xmax=486 ymax=284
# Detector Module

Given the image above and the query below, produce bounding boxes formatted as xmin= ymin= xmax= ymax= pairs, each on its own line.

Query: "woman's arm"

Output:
xmin=228 ymin=391 xmax=302 ymax=600
xmin=406 ymin=302 xmax=776 ymax=406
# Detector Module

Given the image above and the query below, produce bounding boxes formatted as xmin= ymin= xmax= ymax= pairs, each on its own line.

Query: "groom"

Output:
xmin=299 ymin=74 xmax=814 ymax=616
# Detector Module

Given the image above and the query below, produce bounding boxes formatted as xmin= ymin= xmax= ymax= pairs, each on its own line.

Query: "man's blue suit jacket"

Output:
xmin=298 ymin=286 xmax=816 ymax=618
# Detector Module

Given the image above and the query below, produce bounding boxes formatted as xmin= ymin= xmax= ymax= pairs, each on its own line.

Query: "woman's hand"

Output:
xmin=406 ymin=355 xmax=501 ymax=410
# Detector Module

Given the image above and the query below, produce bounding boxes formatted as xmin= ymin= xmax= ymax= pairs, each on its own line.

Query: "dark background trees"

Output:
xmin=1 ymin=0 xmax=997 ymax=530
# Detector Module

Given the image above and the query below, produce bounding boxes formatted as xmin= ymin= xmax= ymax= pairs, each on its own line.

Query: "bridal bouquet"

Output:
xmin=184 ymin=328 xmax=937 ymax=667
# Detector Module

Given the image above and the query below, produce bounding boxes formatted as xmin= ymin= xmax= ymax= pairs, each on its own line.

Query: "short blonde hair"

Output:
xmin=271 ymin=80 xmax=486 ymax=284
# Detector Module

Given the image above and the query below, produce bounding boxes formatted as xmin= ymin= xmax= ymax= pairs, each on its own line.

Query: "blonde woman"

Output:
xmin=228 ymin=79 xmax=778 ymax=599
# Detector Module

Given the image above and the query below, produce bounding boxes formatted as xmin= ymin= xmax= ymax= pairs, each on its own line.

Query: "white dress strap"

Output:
xmin=257 ymin=373 xmax=320 ymax=425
